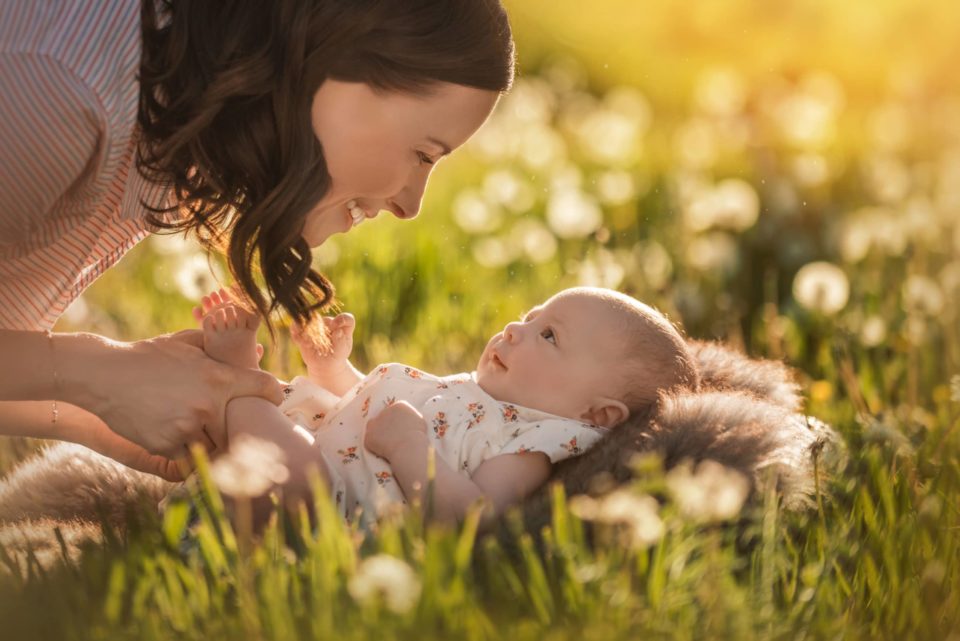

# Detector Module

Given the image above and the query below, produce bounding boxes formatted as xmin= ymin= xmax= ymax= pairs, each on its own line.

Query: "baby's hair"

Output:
xmin=559 ymin=288 xmax=700 ymax=419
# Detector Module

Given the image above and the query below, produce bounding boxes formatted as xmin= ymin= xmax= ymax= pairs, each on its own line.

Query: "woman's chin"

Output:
xmin=303 ymin=211 xmax=354 ymax=246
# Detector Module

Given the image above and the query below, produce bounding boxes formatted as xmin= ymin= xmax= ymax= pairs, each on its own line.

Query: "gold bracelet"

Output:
xmin=45 ymin=330 xmax=60 ymax=425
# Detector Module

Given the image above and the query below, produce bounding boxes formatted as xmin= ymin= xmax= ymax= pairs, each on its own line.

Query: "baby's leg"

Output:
xmin=224 ymin=397 xmax=332 ymax=491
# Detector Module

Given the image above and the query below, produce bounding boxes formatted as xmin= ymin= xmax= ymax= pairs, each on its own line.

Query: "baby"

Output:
xmin=196 ymin=286 xmax=700 ymax=528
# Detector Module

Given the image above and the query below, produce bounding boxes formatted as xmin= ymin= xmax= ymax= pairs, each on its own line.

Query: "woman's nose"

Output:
xmin=390 ymin=169 xmax=430 ymax=220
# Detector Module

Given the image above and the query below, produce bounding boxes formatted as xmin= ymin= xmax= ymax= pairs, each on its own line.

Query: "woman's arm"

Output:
xmin=365 ymin=402 xmax=552 ymax=524
xmin=0 ymin=329 xmax=283 ymax=458
xmin=0 ymin=400 xmax=186 ymax=480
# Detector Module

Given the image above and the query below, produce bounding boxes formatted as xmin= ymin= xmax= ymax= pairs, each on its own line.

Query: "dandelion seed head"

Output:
xmin=210 ymin=434 xmax=289 ymax=498
xmin=348 ymin=554 xmax=422 ymax=614
xmin=453 ymin=190 xmax=502 ymax=234
xmin=546 ymin=187 xmax=602 ymax=238
xmin=792 ymin=262 xmax=850 ymax=315
xmin=902 ymin=275 xmax=945 ymax=316
xmin=666 ymin=460 xmax=750 ymax=522
xmin=569 ymin=489 xmax=664 ymax=549
xmin=860 ymin=315 xmax=888 ymax=348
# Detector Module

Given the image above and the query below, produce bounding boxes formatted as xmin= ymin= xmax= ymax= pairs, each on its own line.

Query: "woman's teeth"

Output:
xmin=347 ymin=199 xmax=365 ymax=226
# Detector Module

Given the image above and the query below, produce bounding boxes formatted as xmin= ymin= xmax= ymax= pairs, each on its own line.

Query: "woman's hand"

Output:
xmin=364 ymin=401 xmax=428 ymax=460
xmin=78 ymin=414 xmax=190 ymax=481
xmin=61 ymin=330 xmax=284 ymax=459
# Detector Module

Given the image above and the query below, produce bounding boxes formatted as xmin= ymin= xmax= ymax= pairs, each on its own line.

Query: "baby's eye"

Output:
xmin=540 ymin=328 xmax=557 ymax=345
xmin=416 ymin=151 xmax=435 ymax=166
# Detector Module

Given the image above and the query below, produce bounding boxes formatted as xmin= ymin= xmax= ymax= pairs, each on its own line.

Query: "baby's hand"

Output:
xmin=364 ymin=401 xmax=427 ymax=460
xmin=291 ymin=313 xmax=355 ymax=377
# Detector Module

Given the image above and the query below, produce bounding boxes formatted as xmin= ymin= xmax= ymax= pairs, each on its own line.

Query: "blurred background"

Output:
xmin=9 ymin=0 xmax=957 ymax=470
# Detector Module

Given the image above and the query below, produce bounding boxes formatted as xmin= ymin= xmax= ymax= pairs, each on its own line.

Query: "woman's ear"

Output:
xmin=580 ymin=398 xmax=629 ymax=429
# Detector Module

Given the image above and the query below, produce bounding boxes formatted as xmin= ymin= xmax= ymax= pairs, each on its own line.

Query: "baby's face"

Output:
xmin=475 ymin=290 xmax=627 ymax=422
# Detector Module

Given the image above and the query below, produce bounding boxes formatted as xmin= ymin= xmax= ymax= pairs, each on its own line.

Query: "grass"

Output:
xmin=2 ymin=2 xmax=959 ymax=638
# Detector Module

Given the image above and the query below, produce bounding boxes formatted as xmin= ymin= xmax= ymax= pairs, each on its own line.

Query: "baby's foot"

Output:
xmin=195 ymin=288 xmax=261 ymax=369
xmin=291 ymin=313 xmax=355 ymax=382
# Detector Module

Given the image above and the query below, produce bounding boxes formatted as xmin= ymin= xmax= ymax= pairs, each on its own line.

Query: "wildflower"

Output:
xmin=634 ymin=240 xmax=674 ymax=290
xmin=792 ymin=261 xmax=849 ymax=315
xmin=472 ymin=236 xmax=517 ymax=268
xmin=483 ymin=169 xmax=535 ymax=213
xmin=569 ymin=489 xmax=665 ymax=549
xmin=209 ymin=434 xmax=289 ymax=498
xmin=173 ymin=253 xmax=224 ymax=301
xmin=902 ymin=275 xmax=945 ymax=316
xmin=860 ymin=315 xmax=888 ymax=348
xmin=453 ymin=190 xmax=501 ymax=234
xmin=686 ymin=232 xmax=740 ymax=276
xmin=683 ymin=179 xmax=759 ymax=232
xmin=674 ymin=118 xmax=718 ymax=170
xmin=347 ymin=554 xmax=422 ymax=614
xmin=519 ymin=123 xmax=567 ymax=171
xmin=576 ymin=249 xmax=626 ymax=289
xmin=695 ymin=67 xmax=746 ymax=117
xmin=512 ymin=220 xmax=557 ymax=263
xmin=665 ymin=460 xmax=750 ymax=522
xmin=546 ymin=186 xmax=602 ymax=238
xmin=595 ymin=169 xmax=639 ymax=205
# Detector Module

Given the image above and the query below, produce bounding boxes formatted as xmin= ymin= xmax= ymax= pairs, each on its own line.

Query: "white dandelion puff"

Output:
xmin=634 ymin=241 xmax=674 ymax=290
xmin=792 ymin=262 xmax=850 ymax=315
xmin=210 ymin=434 xmax=290 ymax=498
xmin=666 ymin=460 xmax=750 ymax=522
xmin=546 ymin=187 xmax=602 ymax=239
xmin=569 ymin=489 xmax=664 ymax=549
xmin=902 ymin=275 xmax=945 ymax=316
xmin=174 ymin=254 xmax=225 ymax=301
xmin=453 ymin=190 xmax=502 ymax=234
xmin=348 ymin=554 xmax=422 ymax=614
xmin=860 ymin=315 xmax=888 ymax=348
xmin=472 ymin=236 xmax=518 ymax=268
xmin=683 ymin=179 xmax=760 ymax=232
xmin=686 ymin=232 xmax=740 ymax=276
xmin=695 ymin=67 xmax=747 ymax=116
xmin=512 ymin=220 xmax=558 ymax=263
xmin=595 ymin=169 xmax=640 ymax=205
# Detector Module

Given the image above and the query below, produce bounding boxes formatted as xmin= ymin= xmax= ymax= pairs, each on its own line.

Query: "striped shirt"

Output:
xmin=0 ymin=0 xmax=170 ymax=331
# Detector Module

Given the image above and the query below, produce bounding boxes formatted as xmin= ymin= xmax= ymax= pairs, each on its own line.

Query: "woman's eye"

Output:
xmin=540 ymin=328 xmax=556 ymax=344
xmin=417 ymin=151 xmax=435 ymax=165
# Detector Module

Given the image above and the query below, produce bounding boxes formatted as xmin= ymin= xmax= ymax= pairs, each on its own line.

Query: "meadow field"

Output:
xmin=2 ymin=1 xmax=959 ymax=638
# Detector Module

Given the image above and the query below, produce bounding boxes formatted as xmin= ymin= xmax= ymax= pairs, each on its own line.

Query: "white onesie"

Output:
xmin=278 ymin=363 xmax=607 ymax=529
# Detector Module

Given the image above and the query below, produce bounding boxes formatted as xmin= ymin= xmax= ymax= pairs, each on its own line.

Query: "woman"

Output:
xmin=0 ymin=0 xmax=513 ymax=478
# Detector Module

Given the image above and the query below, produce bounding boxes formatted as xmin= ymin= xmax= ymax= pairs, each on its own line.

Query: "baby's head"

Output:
xmin=476 ymin=287 xmax=699 ymax=428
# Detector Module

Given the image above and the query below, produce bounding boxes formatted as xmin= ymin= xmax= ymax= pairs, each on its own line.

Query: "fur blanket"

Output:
xmin=0 ymin=341 xmax=837 ymax=566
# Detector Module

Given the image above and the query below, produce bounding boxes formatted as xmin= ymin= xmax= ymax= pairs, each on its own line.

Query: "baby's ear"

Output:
xmin=580 ymin=398 xmax=629 ymax=429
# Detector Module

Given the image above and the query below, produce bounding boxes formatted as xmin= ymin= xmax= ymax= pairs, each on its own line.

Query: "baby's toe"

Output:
xmin=224 ymin=305 xmax=238 ymax=328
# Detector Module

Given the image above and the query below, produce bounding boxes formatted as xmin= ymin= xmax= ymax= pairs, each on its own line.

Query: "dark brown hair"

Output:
xmin=138 ymin=0 xmax=516 ymax=330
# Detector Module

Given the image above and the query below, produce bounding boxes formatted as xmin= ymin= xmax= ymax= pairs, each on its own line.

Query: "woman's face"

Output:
xmin=303 ymin=80 xmax=500 ymax=246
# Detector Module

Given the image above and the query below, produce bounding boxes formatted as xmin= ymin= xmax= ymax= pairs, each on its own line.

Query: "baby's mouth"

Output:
xmin=491 ymin=352 xmax=508 ymax=371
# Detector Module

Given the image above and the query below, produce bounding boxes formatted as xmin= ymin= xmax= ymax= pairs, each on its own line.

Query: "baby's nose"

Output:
xmin=503 ymin=322 xmax=521 ymax=342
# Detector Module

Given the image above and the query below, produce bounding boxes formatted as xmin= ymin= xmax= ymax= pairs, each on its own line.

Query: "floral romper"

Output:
xmin=279 ymin=363 xmax=607 ymax=529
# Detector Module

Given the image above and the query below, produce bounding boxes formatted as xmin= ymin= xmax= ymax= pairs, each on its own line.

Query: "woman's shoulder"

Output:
xmin=1 ymin=0 xmax=141 ymax=103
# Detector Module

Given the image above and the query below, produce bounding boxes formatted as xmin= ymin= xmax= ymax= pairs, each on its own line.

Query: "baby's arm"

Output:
xmin=291 ymin=313 xmax=364 ymax=396
xmin=365 ymin=402 xmax=552 ymax=524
